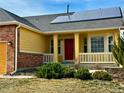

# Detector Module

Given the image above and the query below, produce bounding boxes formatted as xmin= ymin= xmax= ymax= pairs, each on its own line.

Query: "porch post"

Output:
xmin=53 ymin=34 xmax=58 ymax=62
xmin=74 ymin=33 xmax=79 ymax=63
xmin=114 ymin=32 xmax=119 ymax=45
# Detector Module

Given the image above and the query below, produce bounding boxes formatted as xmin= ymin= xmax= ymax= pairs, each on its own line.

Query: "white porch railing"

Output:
xmin=43 ymin=54 xmax=54 ymax=63
xmin=79 ymin=52 xmax=115 ymax=63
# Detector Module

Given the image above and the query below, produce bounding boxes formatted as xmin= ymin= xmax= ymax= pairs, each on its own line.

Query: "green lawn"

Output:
xmin=0 ymin=78 xmax=124 ymax=93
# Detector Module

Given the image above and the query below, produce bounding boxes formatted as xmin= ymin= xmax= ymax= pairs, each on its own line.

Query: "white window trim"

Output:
xmin=50 ymin=39 xmax=62 ymax=55
xmin=107 ymin=34 xmax=114 ymax=52
xmin=90 ymin=36 xmax=104 ymax=52
xmin=120 ymin=30 xmax=124 ymax=37
xmin=88 ymin=34 xmax=105 ymax=52
xmin=87 ymin=33 xmax=113 ymax=53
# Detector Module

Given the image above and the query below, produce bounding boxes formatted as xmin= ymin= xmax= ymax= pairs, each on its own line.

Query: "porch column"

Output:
xmin=114 ymin=32 xmax=119 ymax=45
xmin=74 ymin=33 xmax=79 ymax=63
xmin=53 ymin=34 xmax=58 ymax=62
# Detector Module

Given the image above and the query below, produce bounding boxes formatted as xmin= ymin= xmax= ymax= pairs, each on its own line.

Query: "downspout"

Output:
xmin=11 ymin=25 xmax=20 ymax=75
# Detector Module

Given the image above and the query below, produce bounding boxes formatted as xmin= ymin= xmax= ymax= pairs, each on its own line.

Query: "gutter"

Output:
xmin=11 ymin=25 xmax=21 ymax=75
xmin=0 ymin=21 xmax=124 ymax=35
xmin=44 ymin=27 xmax=122 ymax=34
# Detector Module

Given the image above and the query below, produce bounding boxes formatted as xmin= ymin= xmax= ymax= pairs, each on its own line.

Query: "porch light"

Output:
xmin=7 ymin=41 xmax=12 ymax=46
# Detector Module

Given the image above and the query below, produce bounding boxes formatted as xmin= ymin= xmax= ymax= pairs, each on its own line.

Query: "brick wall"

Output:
xmin=0 ymin=25 xmax=16 ymax=73
xmin=0 ymin=25 xmax=43 ymax=73
xmin=17 ymin=52 xmax=43 ymax=68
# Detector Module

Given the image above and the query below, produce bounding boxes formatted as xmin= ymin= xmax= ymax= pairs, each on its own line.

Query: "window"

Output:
xmin=50 ymin=40 xmax=61 ymax=54
xmin=91 ymin=36 xmax=104 ymax=52
xmin=58 ymin=40 xmax=61 ymax=54
xmin=84 ymin=37 xmax=87 ymax=53
xmin=50 ymin=40 xmax=54 ymax=53
xmin=108 ymin=36 xmax=113 ymax=52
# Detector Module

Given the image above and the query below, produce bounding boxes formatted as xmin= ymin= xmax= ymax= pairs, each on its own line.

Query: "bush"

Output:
xmin=74 ymin=67 xmax=92 ymax=80
xmin=36 ymin=63 xmax=64 ymax=79
xmin=63 ymin=67 xmax=75 ymax=78
xmin=112 ymin=37 xmax=124 ymax=68
xmin=92 ymin=71 xmax=112 ymax=81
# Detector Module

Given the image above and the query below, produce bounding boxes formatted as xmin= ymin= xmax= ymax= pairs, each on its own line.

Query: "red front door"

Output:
xmin=64 ymin=39 xmax=74 ymax=60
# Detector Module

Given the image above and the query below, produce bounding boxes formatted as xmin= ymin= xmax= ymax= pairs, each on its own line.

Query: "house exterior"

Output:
xmin=0 ymin=7 xmax=123 ymax=74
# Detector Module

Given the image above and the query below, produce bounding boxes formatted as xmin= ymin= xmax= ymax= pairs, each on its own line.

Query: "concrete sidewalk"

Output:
xmin=0 ymin=75 xmax=35 ymax=78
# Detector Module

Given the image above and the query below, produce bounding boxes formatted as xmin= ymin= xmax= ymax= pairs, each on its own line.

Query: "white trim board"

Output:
xmin=20 ymin=50 xmax=44 ymax=54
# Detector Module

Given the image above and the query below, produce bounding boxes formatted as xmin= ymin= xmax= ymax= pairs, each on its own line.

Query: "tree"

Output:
xmin=112 ymin=36 xmax=124 ymax=68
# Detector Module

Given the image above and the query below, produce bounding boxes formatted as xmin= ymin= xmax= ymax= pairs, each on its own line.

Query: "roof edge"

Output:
xmin=0 ymin=21 xmax=44 ymax=34
xmin=23 ymin=12 xmax=74 ymax=18
xmin=44 ymin=27 xmax=123 ymax=34
xmin=0 ymin=21 xmax=123 ymax=34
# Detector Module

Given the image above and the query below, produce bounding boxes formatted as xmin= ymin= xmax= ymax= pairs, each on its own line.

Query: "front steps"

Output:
xmin=62 ymin=61 xmax=75 ymax=67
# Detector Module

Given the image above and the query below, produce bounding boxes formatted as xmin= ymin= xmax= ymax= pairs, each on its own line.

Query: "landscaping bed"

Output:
xmin=14 ymin=68 xmax=37 ymax=76
xmin=105 ymin=67 xmax=124 ymax=79
xmin=1 ymin=63 xmax=123 ymax=93
xmin=0 ymin=78 xmax=124 ymax=93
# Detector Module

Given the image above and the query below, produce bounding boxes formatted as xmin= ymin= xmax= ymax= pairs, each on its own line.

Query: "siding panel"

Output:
xmin=19 ymin=28 xmax=46 ymax=53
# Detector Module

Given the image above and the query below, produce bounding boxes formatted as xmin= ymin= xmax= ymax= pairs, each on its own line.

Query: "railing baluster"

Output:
xmin=79 ymin=52 xmax=114 ymax=63
xmin=43 ymin=54 xmax=54 ymax=63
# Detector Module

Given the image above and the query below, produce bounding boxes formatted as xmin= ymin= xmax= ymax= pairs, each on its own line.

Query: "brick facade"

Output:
xmin=17 ymin=52 xmax=43 ymax=68
xmin=0 ymin=25 xmax=16 ymax=73
xmin=0 ymin=25 xmax=43 ymax=73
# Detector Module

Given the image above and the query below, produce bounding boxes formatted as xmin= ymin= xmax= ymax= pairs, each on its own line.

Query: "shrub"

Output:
xmin=74 ymin=67 xmax=92 ymax=80
xmin=112 ymin=37 xmax=124 ymax=68
xmin=92 ymin=71 xmax=112 ymax=81
xmin=36 ymin=63 xmax=64 ymax=79
xmin=63 ymin=67 xmax=75 ymax=78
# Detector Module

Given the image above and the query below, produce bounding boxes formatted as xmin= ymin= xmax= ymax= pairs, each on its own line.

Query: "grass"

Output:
xmin=0 ymin=78 xmax=123 ymax=93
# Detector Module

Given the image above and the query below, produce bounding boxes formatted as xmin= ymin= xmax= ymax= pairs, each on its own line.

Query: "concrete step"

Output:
xmin=62 ymin=61 xmax=75 ymax=67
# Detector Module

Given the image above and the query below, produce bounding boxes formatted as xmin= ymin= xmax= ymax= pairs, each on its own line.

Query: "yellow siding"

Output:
xmin=58 ymin=55 xmax=63 ymax=63
xmin=113 ymin=31 xmax=119 ymax=45
xmin=79 ymin=34 xmax=84 ymax=52
xmin=19 ymin=27 xmax=47 ymax=53
xmin=19 ymin=27 xmax=119 ymax=63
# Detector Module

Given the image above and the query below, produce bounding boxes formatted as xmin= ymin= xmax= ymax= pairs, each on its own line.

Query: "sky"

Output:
xmin=0 ymin=0 xmax=124 ymax=17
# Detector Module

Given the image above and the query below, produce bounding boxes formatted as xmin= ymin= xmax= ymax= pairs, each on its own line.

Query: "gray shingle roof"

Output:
xmin=0 ymin=7 xmax=123 ymax=32
xmin=0 ymin=8 xmax=38 ymax=29
xmin=24 ymin=13 xmax=123 ymax=32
